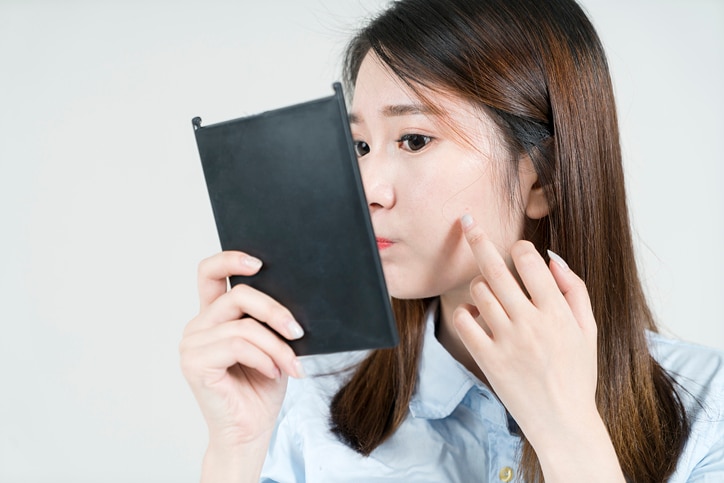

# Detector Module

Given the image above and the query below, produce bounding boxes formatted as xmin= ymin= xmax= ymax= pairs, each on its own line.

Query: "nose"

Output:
xmin=359 ymin=150 xmax=396 ymax=212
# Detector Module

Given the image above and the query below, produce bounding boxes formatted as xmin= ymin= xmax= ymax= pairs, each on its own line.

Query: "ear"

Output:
xmin=519 ymin=156 xmax=549 ymax=220
xmin=525 ymin=180 xmax=549 ymax=219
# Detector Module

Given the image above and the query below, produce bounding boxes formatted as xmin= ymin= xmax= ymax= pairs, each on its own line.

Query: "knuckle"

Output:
xmin=479 ymin=297 xmax=499 ymax=315
xmin=178 ymin=344 xmax=197 ymax=376
xmin=233 ymin=317 xmax=252 ymax=330
xmin=179 ymin=352 xmax=194 ymax=373
xmin=466 ymin=229 xmax=486 ymax=247
xmin=485 ymin=259 xmax=508 ymax=281
xmin=516 ymin=250 xmax=540 ymax=270
xmin=469 ymin=277 xmax=488 ymax=298
xmin=229 ymin=285 xmax=289 ymax=326
xmin=452 ymin=305 xmax=466 ymax=322
xmin=229 ymin=282 xmax=251 ymax=299
xmin=182 ymin=315 xmax=201 ymax=338
xmin=196 ymin=257 xmax=210 ymax=279
xmin=231 ymin=317 xmax=261 ymax=336
xmin=511 ymin=239 xmax=536 ymax=257
xmin=452 ymin=305 xmax=474 ymax=328
xmin=220 ymin=250 xmax=237 ymax=265
xmin=197 ymin=252 xmax=221 ymax=276
xmin=512 ymin=242 xmax=540 ymax=268
xmin=469 ymin=280 xmax=498 ymax=314
xmin=272 ymin=307 xmax=294 ymax=327
xmin=178 ymin=336 xmax=190 ymax=354
xmin=229 ymin=336 xmax=249 ymax=354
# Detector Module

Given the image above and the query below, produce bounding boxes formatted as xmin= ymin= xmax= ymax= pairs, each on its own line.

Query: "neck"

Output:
xmin=436 ymin=290 xmax=490 ymax=386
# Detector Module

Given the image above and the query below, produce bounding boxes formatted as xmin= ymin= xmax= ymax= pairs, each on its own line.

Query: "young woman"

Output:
xmin=180 ymin=0 xmax=724 ymax=481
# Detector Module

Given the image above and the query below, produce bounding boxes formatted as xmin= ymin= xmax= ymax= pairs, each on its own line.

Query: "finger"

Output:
xmin=188 ymin=284 xmax=304 ymax=341
xmin=183 ymin=317 xmax=294 ymax=360
xmin=547 ymin=250 xmax=596 ymax=334
xmin=510 ymin=240 xmax=564 ymax=309
xmin=460 ymin=214 xmax=529 ymax=316
xmin=181 ymin=320 xmax=304 ymax=379
xmin=197 ymin=251 xmax=264 ymax=309
xmin=469 ymin=276 xmax=510 ymax=337
xmin=452 ymin=304 xmax=494 ymax=362
xmin=183 ymin=335 xmax=282 ymax=381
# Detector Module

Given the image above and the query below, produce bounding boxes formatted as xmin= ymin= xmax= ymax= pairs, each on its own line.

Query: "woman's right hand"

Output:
xmin=179 ymin=251 xmax=305 ymax=476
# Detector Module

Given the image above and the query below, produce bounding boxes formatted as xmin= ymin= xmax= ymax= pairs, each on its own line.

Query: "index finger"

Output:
xmin=460 ymin=214 xmax=529 ymax=315
xmin=197 ymin=251 xmax=264 ymax=309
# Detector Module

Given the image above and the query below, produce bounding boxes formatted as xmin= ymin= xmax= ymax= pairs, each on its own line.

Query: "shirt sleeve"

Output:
xmin=683 ymin=386 xmax=724 ymax=482
xmin=259 ymin=379 xmax=307 ymax=483
xmin=647 ymin=333 xmax=724 ymax=483
xmin=258 ymin=351 xmax=364 ymax=482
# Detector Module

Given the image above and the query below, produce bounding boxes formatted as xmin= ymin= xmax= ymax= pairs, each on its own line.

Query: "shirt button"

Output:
xmin=499 ymin=466 xmax=514 ymax=482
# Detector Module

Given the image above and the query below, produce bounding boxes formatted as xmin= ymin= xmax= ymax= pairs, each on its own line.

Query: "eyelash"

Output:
xmin=398 ymin=133 xmax=433 ymax=152
xmin=353 ymin=134 xmax=434 ymax=158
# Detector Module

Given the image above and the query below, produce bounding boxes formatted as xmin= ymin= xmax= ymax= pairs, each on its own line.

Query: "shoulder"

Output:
xmin=647 ymin=331 xmax=724 ymax=400
xmin=261 ymin=350 xmax=368 ymax=482
xmin=647 ymin=331 xmax=724 ymax=482
xmin=279 ymin=349 xmax=367 ymax=419
xmin=290 ymin=350 xmax=367 ymax=394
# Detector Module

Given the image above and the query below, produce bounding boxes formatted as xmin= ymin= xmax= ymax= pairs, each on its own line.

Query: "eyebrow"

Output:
xmin=348 ymin=103 xmax=434 ymax=125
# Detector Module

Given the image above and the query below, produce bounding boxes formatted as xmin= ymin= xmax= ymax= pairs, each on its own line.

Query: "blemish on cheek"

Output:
xmin=440 ymin=172 xmax=485 ymax=224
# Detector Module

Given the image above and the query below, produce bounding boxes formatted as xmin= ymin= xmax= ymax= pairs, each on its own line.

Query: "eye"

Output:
xmin=398 ymin=134 xmax=432 ymax=152
xmin=354 ymin=140 xmax=370 ymax=157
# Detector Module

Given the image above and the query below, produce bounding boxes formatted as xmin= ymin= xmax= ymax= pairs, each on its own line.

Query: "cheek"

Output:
xmin=439 ymin=164 xmax=499 ymax=225
xmin=402 ymin=156 xmax=495 ymax=222
xmin=435 ymin=168 xmax=525 ymax=257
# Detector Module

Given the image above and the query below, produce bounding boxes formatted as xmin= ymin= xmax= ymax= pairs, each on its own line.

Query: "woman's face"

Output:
xmin=350 ymin=53 xmax=537 ymax=301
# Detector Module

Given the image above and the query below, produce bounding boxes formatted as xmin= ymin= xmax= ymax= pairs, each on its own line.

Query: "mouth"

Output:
xmin=376 ymin=237 xmax=394 ymax=250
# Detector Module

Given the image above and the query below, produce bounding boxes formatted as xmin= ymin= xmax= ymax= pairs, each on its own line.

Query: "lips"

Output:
xmin=376 ymin=237 xmax=394 ymax=250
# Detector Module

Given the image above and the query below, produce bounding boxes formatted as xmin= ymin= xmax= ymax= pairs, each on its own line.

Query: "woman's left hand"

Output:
xmin=452 ymin=215 xmax=609 ymax=467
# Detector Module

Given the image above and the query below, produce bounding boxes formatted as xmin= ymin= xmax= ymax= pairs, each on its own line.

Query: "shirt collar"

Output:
xmin=409 ymin=299 xmax=491 ymax=419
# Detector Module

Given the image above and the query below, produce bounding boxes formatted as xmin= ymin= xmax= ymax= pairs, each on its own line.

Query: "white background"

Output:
xmin=1 ymin=1 xmax=722 ymax=481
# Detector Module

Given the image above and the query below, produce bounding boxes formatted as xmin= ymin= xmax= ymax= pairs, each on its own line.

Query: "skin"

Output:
xmin=179 ymin=53 xmax=625 ymax=482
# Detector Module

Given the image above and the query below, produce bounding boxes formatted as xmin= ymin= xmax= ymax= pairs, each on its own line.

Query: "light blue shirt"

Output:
xmin=261 ymin=302 xmax=724 ymax=482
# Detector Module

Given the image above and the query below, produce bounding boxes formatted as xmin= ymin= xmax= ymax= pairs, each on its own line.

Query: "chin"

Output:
xmin=385 ymin=281 xmax=440 ymax=301
xmin=382 ymin=267 xmax=449 ymax=300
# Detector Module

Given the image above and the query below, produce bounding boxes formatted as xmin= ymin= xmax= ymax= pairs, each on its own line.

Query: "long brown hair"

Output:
xmin=330 ymin=0 xmax=689 ymax=481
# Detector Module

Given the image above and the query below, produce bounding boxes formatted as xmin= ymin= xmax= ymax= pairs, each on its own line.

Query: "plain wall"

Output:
xmin=1 ymin=1 xmax=722 ymax=481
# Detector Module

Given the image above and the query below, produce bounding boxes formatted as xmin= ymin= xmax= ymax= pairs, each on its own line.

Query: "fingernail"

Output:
xmin=461 ymin=214 xmax=474 ymax=229
xmin=547 ymin=250 xmax=569 ymax=271
xmin=242 ymin=255 xmax=263 ymax=269
xmin=293 ymin=358 xmax=306 ymax=379
xmin=286 ymin=319 xmax=305 ymax=340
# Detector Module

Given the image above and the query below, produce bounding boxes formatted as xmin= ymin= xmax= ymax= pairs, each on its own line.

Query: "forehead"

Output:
xmin=350 ymin=53 xmax=501 ymax=144
xmin=351 ymin=54 xmax=419 ymax=109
